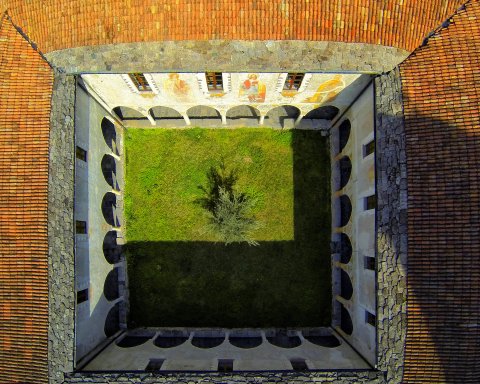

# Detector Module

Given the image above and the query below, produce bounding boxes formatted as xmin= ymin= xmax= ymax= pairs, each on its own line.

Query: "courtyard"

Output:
xmin=124 ymin=128 xmax=331 ymax=327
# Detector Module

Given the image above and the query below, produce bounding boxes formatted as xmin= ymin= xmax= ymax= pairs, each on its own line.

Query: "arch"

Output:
xmin=101 ymin=117 xmax=118 ymax=155
xmin=186 ymin=105 xmax=222 ymax=119
xmin=104 ymin=301 xmax=121 ymax=337
xmin=116 ymin=333 xmax=154 ymax=348
xmin=265 ymin=105 xmax=300 ymax=127
xmin=304 ymin=105 xmax=339 ymax=120
xmin=113 ymin=106 xmax=148 ymax=121
xmin=101 ymin=154 xmax=119 ymax=191
xmin=104 ymin=267 xmax=120 ymax=301
xmin=150 ymin=106 xmax=183 ymax=120
xmin=338 ymin=119 xmax=351 ymax=153
xmin=226 ymin=105 xmax=260 ymax=120
xmin=154 ymin=330 xmax=190 ymax=348
xmin=302 ymin=330 xmax=341 ymax=348
xmin=102 ymin=192 xmax=120 ymax=227
xmin=339 ymin=233 xmax=352 ymax=264
xmin=340 ymin=269 xmax=353 ymax=300
xmin=229 ymin=330 xmax=263 ymax=349
xmin=338 ymin=156 xmax=352 ymax=190
xmin=191 ymin=331 xmax=225 ymax=349
xmin=103 ymin=231 xmax=122 ymax=264
xmin=334 ymin=195 xmax=352 ymax=227
xmin=340 ymin=303 xmax=353 ymax=335
xmin=266 ymin=331 xmax=301 ymax=348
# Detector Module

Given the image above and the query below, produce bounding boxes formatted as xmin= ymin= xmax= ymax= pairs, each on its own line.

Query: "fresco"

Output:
xmin=303 ymin=75 xmax=345 ymax=103
xmin=239 ymin=74 xmax=266 ymax=103
xmin=164 ymin=73 xmax=192 ymax=102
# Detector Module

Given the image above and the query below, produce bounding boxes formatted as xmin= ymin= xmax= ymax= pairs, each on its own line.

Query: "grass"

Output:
xmin=125 ymin=128 xmax=331 ymax=327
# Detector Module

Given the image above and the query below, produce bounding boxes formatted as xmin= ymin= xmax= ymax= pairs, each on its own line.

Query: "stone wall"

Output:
xmin=374 ymin=68 xmax=408 ymax=383
xmin=45 ymin=41 xmax=409 ymax=74
xmin=65 ymin=370 xmax=385 ymax=383
xmin=48 ymin=72 xmax=76 ymax=384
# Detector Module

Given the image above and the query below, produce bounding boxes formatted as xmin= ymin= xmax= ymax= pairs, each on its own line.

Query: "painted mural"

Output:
xmin=163 ymin=73 xmax=192 ymax=102
xmin=238 ymin=74 xmax=266 ymax=103
xmin=303 ymin=75 xmax=345 ymax=103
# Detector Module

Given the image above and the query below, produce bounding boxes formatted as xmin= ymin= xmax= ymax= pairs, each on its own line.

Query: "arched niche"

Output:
xmin=340 ymin=303 xmax=353 ymax=335
xmin=229 ymin=330 xmax=263 ymax=349
xmin=266 ymin=331 xmax=301 ymax=348
xmin=338 ymin=119 xmax=351 ymax=154
xmin=226 ymin=105 xmax=260 ymax=120
xmin=304 ymin=105 xmax=339 ymax=120
xmin=154 ymin=330 xmax=190 ymax=348
xmin=302 ymin=330 xmax=341 ymax=348
xmin=113 ymin=106 xmax=147 ymax=121
xmin=334 ymin=195 xmax=352 ymax=227
xmin=340 ymin=268 xmax=353 ymax=300
xmin=101 ymin=117 xmax=118 ymax=155
xmin=103 ymin=231 xmax=122 ymax=264
xmin=186 ymin=105 xmax=221 ymax=119
xmin=101 ymin=154 xmax=119 ymax=191
xmin=265 ymin=105 xmax=300 ymax=127
xmin=339 ymin=233 xmax=352 ymax=264
xmin=191 ymin=331 xmax=225 ymax=349
xmin=104 ymin=267 xmax=120 ymax=301
xmin=150 ymin=106 xmax=183 ymax=120
xmin=338 ymin=156 xmax=352 ymax=190
xmin=102 ymin=192 xmax=120 ymax=227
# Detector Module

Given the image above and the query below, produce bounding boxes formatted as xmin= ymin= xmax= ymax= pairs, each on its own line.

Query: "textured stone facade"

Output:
xmin=65 ymin=370 xmax=384 ymax=383
xmin=45 ymin=41 xmax=409 ymax=74
xmin=374 ymin=69 xmax=408 ymax=383
xmin=48 ymin=72 xmax=76 ymax=384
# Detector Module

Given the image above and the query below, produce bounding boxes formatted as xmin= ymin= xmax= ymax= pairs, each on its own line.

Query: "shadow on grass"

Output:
xmin=127 ymin=130 xmax=331 ymax=327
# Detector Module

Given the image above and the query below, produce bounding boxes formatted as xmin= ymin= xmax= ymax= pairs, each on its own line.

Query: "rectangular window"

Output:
xmin=217 ymin=359 xmax=233 ymax=372
xmin=364 ymin=256 xmax=375 ymax=270
xmin=76 ymin=146 xmax=87 ymax=162
xmin=365 ymin=310 xmax=376 ymax=327
xmin=205 ymin=72 xmax=223 ymax=91
xmin=363 ymin=139 xmax=375 ymax=157
xmin=284 ymin=73 xmax=305 ymax=91
xmin=145 ymin=359 xmax=165 ymax=371
xmin=290 ymin=359 xmax=308 ymax=371
xmin=75 ymin=220 xmax=87 ymax=234
xmin=364 ymin=194 xmax=376 ymax=210
xmin=77 ymin=289 xmax=88 ymax=304
xmin=128 ymin=73 xmax=151 ymax=92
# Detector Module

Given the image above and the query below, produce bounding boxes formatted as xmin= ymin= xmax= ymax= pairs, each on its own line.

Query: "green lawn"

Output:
xmin=125 ymin=128 xmax=331 ymax=327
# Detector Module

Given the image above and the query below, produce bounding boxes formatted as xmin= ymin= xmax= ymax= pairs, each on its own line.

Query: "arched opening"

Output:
xmin=302 ymin=330 xmax=341 ymax=348
xmin=102 ymin=192 xmax=120 ymax=227
xmin=226 ymin=105 xmax=260 ymax=120
xmin=340 ymin=269 xmax=353 ymax=300
xmin=186 ymin=105 xmax=222 ymax=120
xmin=101 ymin=154 xmax=119 ymax=191
xmin=340 ymin=303 xmax=353 ymax=335
xmin=265 ymin=106 xmax=300 ymax=128
xmin=104 ymin=267 xmax=120 ymax=301
xmin=191 ymin=331 xmax=225 ymax=349
xmin=150 ymin=106 xmax=183 ymax=120
xmin=228 ymin=331 xmax=263 ymax=349
xmin=304 ymin=105 xmax=339 ymax=120
xmin=104 ymin=302 xmax=121 ymax=337
xmin=103 ymin=231 xmax=122 ymax=264
xmin=116 ymin=331 xmax=155 ymax=348
xmin=338 ymin=119 xmax=351 ymax=154
xmin=113 ymin=106 xmax=147 ymax=121
xmin=336 ymin=195 xmax=351 ymax=227
xmin=339 ymin=233 xmax=352 ymax=264
xmin=101 ymin=117 xmax=118 ymax=155
xmin=338 ymin=156 xmax=352 ymax=190
xmin=154 ymin=331 xmax=190 ymax=348
xmin=266 ymin=331 xmax=301 ymax=348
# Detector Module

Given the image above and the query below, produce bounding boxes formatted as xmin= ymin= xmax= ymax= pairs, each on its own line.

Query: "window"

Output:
xmin=365 ymin=310 xmax=376 ymax=327
xmin=145 ymin=359 xmax=165 ymax=371
xmin=363 ymin=139 xmax=375 ymax=157
xmin=76 ymin=146 xmax=87 ymax=162
xmin=217 ymin=359 xmax=233 ymax=372
xmin=205 ymin=72 xmax=223 ymax=91
xmin=77 ymin=289 xmax=88 ymax=304
xmin=128 ymin=73 xmax=151 ymax=92
xmin=75 ymin=220 xmax=87 ymax=234
xmin=364 ymin=194 xmax=376 ymax=210
xmin=364 ymin=256 xmax=375 ymax=270
xmin=290 ymin=359 xmax=308 ymax=371
xmin=283 ymin=73 xmax=305 ymax=91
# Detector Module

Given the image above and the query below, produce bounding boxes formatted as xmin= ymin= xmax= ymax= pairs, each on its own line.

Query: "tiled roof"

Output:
xmin=0 ymin=0 xmax=465 ymax=52
xmin=0 ymin=13 xmax=53 ymax=384
xmin=400 ymin=0 xmax=480 ymax=382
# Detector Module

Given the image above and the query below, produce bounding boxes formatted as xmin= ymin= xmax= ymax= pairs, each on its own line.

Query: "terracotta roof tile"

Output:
xmin=400 ymin=0 xmax=480 ymax=382
xmin=0 ymin=0 xmax=467 ymax=53
xmin=0 ymin=13 xmax=53 ymax=384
